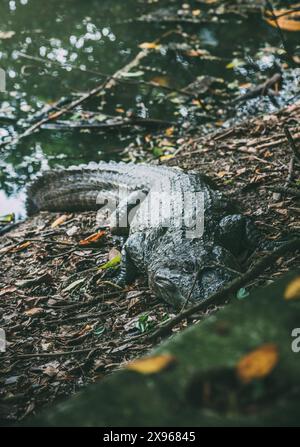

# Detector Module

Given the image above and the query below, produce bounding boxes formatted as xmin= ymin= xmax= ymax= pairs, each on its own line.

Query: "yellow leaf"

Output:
xmin=51 ymin=214 xmax=70 ymax=228
xmin=126 ymin=354 xmax=177 ymax=374
xmin=151 ymin=76 xmax=170 ymax=87
xmin=284 ymin=276 xmax=300 ymax=300
xmin=265 ymin=8 xmax=300 ymax=32
xmin=160 ymin=154 xmax=175 ymax=161
xmin=192 ymin=99 xmax=203 ymax=106
xmin=236 ymin=344 xmax=279 ymax=384
xmin=165 ymin=126 xmax=174 ymax=136
xmin=192 ymin=9 xmax=201 ymax=16
xmin=79 ymin=230 xmax=106 ymax=246
xmin=139 ymin=42 xmax=161 ymax=50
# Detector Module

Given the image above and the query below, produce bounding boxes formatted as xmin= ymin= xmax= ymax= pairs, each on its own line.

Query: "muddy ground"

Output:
xmin=0 ymin=101 xmax=299 ymax=424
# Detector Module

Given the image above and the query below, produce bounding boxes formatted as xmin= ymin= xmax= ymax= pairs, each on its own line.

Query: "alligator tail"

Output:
xmin=26 ymin=162 xmax=151 ymax=215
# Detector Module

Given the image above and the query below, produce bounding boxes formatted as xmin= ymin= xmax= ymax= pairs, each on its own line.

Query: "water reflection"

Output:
xmin=0 ymin=0 xmax=298 ymax=215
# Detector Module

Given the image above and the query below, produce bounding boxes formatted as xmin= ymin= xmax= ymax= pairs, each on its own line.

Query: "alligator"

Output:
xmin=27 ymin=162 xmax=261 ymax=308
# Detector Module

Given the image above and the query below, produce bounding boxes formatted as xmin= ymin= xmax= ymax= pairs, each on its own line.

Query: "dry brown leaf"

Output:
xmin=236 ymin=343 xmax=279 ymax=384
xmin=43 ymin=366 xmax=59 ymax=377
xmin=186 ymin=49 xmax=210 ymax=57
xmin=0 ymin=286 xmax=17 ymax=297
xmin=79 ymin=230 xmax=106 ymax=246
xmin=0 ymin=31 xmax=15 ymax=39
xmin=24 ymin=307 xmax=44 ymax=317
xmin=12 ymin=241 xmax=32 ymax=252
xmin=265 ymin=8 xmax=300 ymax=32
xmin=51 ymin=214 xmax=70 ymax=228
xmin=151 ymin=76 xmax=170 ymax=87
xmin=284 ymin=276 xmax=300 ymax=300
xmin=126 ymin=354 xmax=177 ymax=374
xmin=192 ymin=9 xmax=201 ymax=16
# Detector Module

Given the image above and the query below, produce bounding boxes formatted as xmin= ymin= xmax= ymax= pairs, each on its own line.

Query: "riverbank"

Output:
xmin=0 ymin=100 xmax=300 ymax=424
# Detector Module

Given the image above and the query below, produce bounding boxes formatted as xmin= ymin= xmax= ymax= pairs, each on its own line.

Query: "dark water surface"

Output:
xmin=0 ymin=0 xmax=299 ymax=217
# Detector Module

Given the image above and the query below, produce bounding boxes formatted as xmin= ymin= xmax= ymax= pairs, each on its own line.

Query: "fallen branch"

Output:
xmin=0 ymin=32 xmax=177 ymax=151
xmin=8 ymin=345 xmax=103 ymax=359
xmin=265 ymin=1 xmax=295 ymax=65
xmin=0 ymin=76 xmax=113 ymax=150
xmin=40 ymin=117 xmax=175 ymax=131
xmin=17 ymin=51 xmax=198 ymax=101
xmin=234 ymin=73 xmax=282 ymax=103
xmin=284 ymin=126 xmax=300 ymax=163
xmin=146 ymin=238 xmax=300 ymax=341
xmin=268 ymin=185 xmax=300 ymax=198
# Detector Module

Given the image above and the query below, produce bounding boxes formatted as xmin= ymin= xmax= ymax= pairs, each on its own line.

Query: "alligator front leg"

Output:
xmin=114 ymin=244 xmax=139 ymax=287
xmin=217 ymin=214 xmax=262 ymax=257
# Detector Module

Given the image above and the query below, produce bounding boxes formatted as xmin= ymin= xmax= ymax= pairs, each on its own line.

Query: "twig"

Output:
xmin=0 ymin=76 xmax=113 ymax=150
xmin=284 ymin=126 xmax=300 ymax=163
xmin=234 ymin=73 xmax=282 ymax=103
xmin=285 ymin=155 xmax=295 ymax=187
xmin=145 ymin=238 xmax=300 ymax=341
xmin=0 ymin=31 xmax=180 ymax=151
xmin=17 ymin=51 xmax=198 ymax=101
xmin=265 ymin=1 xmax=295 ymax=64
xmin=8 ymin=345 xmax=103 ymax=359
xmin=40 ymin=117 xmax=176 ymax=131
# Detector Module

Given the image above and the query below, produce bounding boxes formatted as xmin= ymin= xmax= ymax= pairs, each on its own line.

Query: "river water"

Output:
xmin=0 ymin=0 xmax=299 ymax=217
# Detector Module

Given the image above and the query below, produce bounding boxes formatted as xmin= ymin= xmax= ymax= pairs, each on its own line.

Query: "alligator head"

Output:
xmin=148 ymin=241 xmax=239 ymax=309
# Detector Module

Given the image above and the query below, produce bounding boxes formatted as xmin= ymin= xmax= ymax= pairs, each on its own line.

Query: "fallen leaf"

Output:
xmin=0 ymin=31 xmax=15 ymax=39
xmin=98 ymin=251 xmax=121 ymax=270
xmin=186 ymin=49 xmax=210 ymax=58
xmin=265 ymin=8 xmax=300 ymax=32
xmin=236 ymin=287 xmax=250 ymax=300
xmin=160 ymin=154 xmax=175 ymax=161
xmin=284 ymin=276 xmax=300 ymax=300
xmin=66 ymin=225 xmax=79 ymax=237
xmin=226 ymin=58 xmax=245 ymax=69
xmin=165 ymin=126 xmax=174 ymax=136
xmin=63 ymin=278 xmax=85 ymax=293
xmin=151 ymin=76 xmax=170 ymax=87
xmin=24 ymin=307 xmax=43 ymax=317
xmin=43 ymin=365 xmax=59 ymax=377
xmin=79 ymin=230 xmax=106 ymax=246
xmin=51 ymin=214 xmax=70 ymax=228
xmin=139 ymin=42 xmax=161 ymax=50
xmin=0 ymin=213 xmax=15 ymax=223
xmin=192 ymin=9 xmax=201 ymax=16
xmin=108 ymin=247 xmax=121 ymax=261
xmin=126 ymin=354 xmax=177 ymax=374
xmin=0 ymin=286 xmax=17 ymax=297
xmin=236 ymin=344 xmax=279 ymax=384
xmin=12 ymin=241 xmax=32 ymax=252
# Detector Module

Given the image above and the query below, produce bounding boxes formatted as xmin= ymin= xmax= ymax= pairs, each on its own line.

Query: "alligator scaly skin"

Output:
xmin=27 ymin=162 xmax=258 ymax=308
